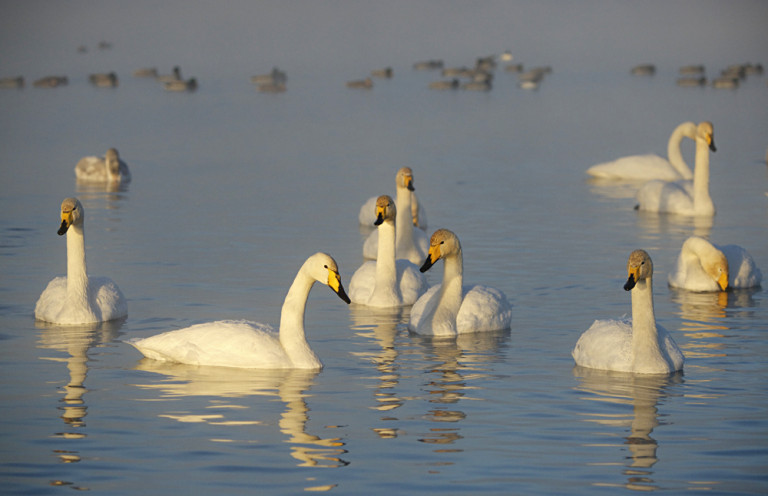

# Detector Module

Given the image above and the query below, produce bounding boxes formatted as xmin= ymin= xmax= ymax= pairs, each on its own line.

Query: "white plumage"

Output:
xmin=75 ymin=148 xmax=131 ymax=183
xmin=668 ymin=236 xmax=762 ymax=291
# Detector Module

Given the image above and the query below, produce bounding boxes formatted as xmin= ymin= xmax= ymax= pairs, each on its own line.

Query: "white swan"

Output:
xmin=75 ymin=148 xmax=131 ymax=184
xmin=668 ymin=236 xmax=762 ymax=291
xmin=349 ymin=195 xmax=428 ymax=307
xmin=359 ymin=166 xmax=428 ymax=230
xmin=586 ymin=122 xmax=697 ymax=181
xmin=408 ymin=229 xmax=512 ymax=337
xmin=573 ymin=250 xmax=684 ymax=374
xmin=635 ymin=121 xmax=717 ymax=216
xmin=128 ymin=253 xmax=350 ymax=369
xmin=35 ymin=198 xmax=128 ymax=325
xmin=363 ymin=167 xmax=428 ymax=264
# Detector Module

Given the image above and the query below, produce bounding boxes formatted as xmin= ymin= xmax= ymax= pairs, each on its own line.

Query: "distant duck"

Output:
xmin=635 ymin=121 xmax=716 ymax=216
xmin=429 ymin=79 xmax=459 ymax=90
xmin=0 ymin=76 xmax=24 ymax=88
xmin=462 ymin=81 xmax=492 ymax=91
xmin=573 ymin=250 xmax=684 ymax=374
xmin=75 ymin=147 xmax=131 ymax=184
xmin=89 ymin=72 xmax=118 ymax=87
xmin=346 ymin=77 xmax=373 ymax=89
xmin=711 ymin=77 xmax=739 ymax=89
xmin=251 ymin=67 xmax=287 ymax=85
xmin=679 ymin=65 xmax=705 ymax=75
xmin=257 ymin=82 xmax=286 ymax=93
xmin=676 ymin=76 xmax=706 ymax=87
xmin=33 ymin=76 xmax=68 ymax=88
xmin=499 ymin=50 xmax=514 ymax=62
xmin=630 ymin=64 xmax=656 ymax=76
xmin=349 ymin=195 xmax=428 ymax=307
xmin=164 ymin=78 xmax=197 ymax=92
xmin=413 ymin=59 xmax=444 ymax=71
xmin=668 ymin=236 xmax=762 ymax=291
xmin=133 ymin=67 xmax=158 ymax=78
xmin=371 ymin=67 xmax=393 ymax=78
xmin=157 ymin=66 xmax=182 ymax=83
xmin=408 ymin=229 xmax=512 ymax=337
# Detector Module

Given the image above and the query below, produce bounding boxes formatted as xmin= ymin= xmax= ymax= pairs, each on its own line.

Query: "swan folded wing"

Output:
xmin=636 ymin=179 xmax=692 ymax=214
xmin=587 ymin=154 xmax=683 ymax=181
xmin=721 ymin=245 xmax=763 ymax=288
xmin=572 ymin=319 xmax=634 ymax=372
xmin=75 ymin=156 xmax=106 ymax=181
xmin=397 ymin=260 xmax=429 ymax=305
xmin=456 ymin=284 xmax=512 ymax=333
xmin=348 ymin=261 xmax=377 ymax=302
xmin=92 ymin=276 xmax=128 ymax=321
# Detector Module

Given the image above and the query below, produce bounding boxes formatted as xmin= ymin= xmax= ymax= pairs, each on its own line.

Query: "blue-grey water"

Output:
xmin=2 ymin=1 xmax=767 ymax=494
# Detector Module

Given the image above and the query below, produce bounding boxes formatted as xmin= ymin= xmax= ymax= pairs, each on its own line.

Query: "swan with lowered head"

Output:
xmin=586 ymin=121 xmax=697 ymax=181
xmin=573 ymin=250 xmax=684 ymax=374
xmin=75 ymin=148 xmax=131 ymax=184
xmin=128 ymin=253 xmax=350 ymax=369
xmin=363 ymin=167 xmax=428 ymax=264
xmin=668 ymin=236 xmax=762 ymax=292
xmin=349 ymin=195 xmax=428 ymax=307
xmin=635 ymin=121 xmax=717 ymax=216
xmin=408 ymin=229 xmax=511 ymax=337
xmin=35 ymin=198 xmax=128 ymax=325
xmin=359 ymin=166 xmax=427 ymax=230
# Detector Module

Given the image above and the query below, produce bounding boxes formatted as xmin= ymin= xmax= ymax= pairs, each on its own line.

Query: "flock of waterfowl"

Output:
xmin=631 ymin=62 xmax=765 ymax=89
xmin=28 ymin=47 xmax=763 ymax=377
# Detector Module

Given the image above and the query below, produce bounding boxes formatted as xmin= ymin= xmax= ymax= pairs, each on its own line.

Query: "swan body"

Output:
xmin=586 ymin=122 xmax=696 ymax=181
xmin=129 ymin=253 xmax=350 ymax=369
xmin=635 ymin=121 xmax=716 ymax=216
xmin=75 ymin=148 xmax=131 ymax=183
xmin=363 ymin=167 xmax=428 ymax=264
xmin=35 ymin=198 xmax=127 ymax=325
xmin=408 ymin=229 xmax=511 ymax=337
xmin=668 ymin=236 xmax=762 ymax=291
xmin=349 ymin=195 xmax=428 ymax=307
xmin=573 ymin=250 xmax=684 ymax=374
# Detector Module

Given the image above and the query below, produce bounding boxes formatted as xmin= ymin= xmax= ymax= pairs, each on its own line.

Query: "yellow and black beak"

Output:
xmin=58 ymin=211 xmax=72 ymax=236
xmin=708 ymin=134 xmax=717 ymax=152
xmin=717 ymin=271 xmax=728 ymax=292
xmin=374 ymin=205 xmax=386 ymax=226
xmin=405 ymin=175 xmax=415 ymax=192
xmin=623 ymin=266 xmax=639 ymax=291
xmin=328 ymin=268 xmax=351 ymax=304
xmin=419 ymin=244 xmax=441 ymax=273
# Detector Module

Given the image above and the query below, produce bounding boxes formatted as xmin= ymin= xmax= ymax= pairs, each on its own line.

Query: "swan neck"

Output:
xmin=667 ymin=126 xmax=692 ymax=179
xmin=376 ymin=219 xmax=397 ymax=287
xmin=66 ymin=224 xmax=89 ymax=300
xmin=630 ymin=278 xmax=662 ymax=365
xmin=278 ymin=268 xmax=315 ymax=361
xmin=693 ymin=138 xmax=712 ymax=212
xmin=395 ymin=186 xmax=414 ymax=250
xmin=428 ymin=251 xmax=464 ymax=335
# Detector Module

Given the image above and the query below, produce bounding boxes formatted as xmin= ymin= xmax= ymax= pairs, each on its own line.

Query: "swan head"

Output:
xmin=420 ymin=228 xmax=461 ymax=272
xmin=373 ymin=195 xmax=396 ymax=226
xmin=58 ymin=197 xmax=84 ymax=235
xmin=105 ymin=148 xmax=120 ymax=178
xmin=697 ymin=121 xmax=716 ymax=152
xmin=396 ymin=167 xmax=415 ymax=192
xmin=702 ymin=248 xmax=729 ymax=291
xmin=624 ymin=249 xmax=653 ymax=291
xmin=306 ymin=253 xmax=351 ymax=304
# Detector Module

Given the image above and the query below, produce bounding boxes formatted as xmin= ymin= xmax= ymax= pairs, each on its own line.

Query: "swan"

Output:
xmin=359 ymin=167 xmax=427 ymax=230
xmin=668 ymin=236 xmax=762 ymax=291
xmin=408 ymin=229 xmax=512 ymax=337
xmin=363 ymin=167 xmax=428 ymax=264
xmin=128 ymin=253 xmax=350 ymax=369
xmin=586 ymin=122 xmax=697 ymax=181
xmin=349 ymin=195 xmax=428 ymax=307
xmin=635 ymin=121 xmax=716 ymax=216
xmin=35 ymin=198 xmax=128 ymax=325
xmin=572 ymin=250 xmax=684 ymax=374
xmin=75 ymin=148 xmax=131 ymax=184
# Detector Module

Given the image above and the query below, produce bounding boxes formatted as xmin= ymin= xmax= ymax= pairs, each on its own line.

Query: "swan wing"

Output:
xmin=396 ymin=259 xmax=429 ymax=305
xmin=720 ymin=244 xmax=763 ymax=288
xmin=456 ymin=284 xmax=512 ymax=333
xmin=91 ymin=276 xmax=128 ymax=321
xmin=573 ymin=319 xmax=634 ymax=372
xmin=587 ymin=154 xmax=683 ymax=181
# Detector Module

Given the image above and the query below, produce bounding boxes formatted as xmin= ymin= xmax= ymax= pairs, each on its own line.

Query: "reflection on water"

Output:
xmin=634 ymin=210 xmax=713 ymax=241
xmin=573 ymin=366 xmax=683 ymax=491
xmin=131 ymin=363 xmax=348 ymax=475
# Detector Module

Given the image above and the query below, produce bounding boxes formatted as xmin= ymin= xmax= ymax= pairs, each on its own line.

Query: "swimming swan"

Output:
xmin=586 ymin=121 xmax=697 ymax=181
xmin=35 ymin=198 xmax=128 ymax=325
xmin=359 ymin=166 xmax=428 ymax=230
xmin=349 ymin=195 xmax=428 ymax=307
xmin=668 ymin=236 xmax=762 ymax=291
xmin=363 ymin=167 xmax=428 ymax=264
xmin=572 ymin=250 xmax=684 ymax=374
xmin=128 ymin=253 xmax=350 ymax=369
xmin=635 ymin=121 xmax=717 ymax=216
xmin=75 ymin=148 xmax=131 ymax=183
xmin=408 ymin=229 xmax=512 ymax=337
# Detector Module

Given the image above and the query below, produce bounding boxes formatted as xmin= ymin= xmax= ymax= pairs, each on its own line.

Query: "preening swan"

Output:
xmin=586 ymin=121 xmax=697 ymax=181
xmin=572 ymin=250 xmax=684 ymax=374
xmin=359 ymin=166 xmax=428 ymax=230
xmin=635 ymin=121 xmax=716 ymax=216
xmin=349 ymin=195 xmax=428 ymax=307
xmin=75 ymin=148 xmax=131 ymax=184
xmin=408 ymin=229 xmax=512 ymax=337
xmin=668 ymin=236 xmax=762 ymax=291
xmin=129 ymin=253 xmax=350 ymax=369
xmin=35 ymin=198 xmax=128 ymax=325
xmin=363 ymin=167 xmax=428 ymax=264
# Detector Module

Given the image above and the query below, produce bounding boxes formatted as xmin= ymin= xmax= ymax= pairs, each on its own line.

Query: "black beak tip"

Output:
xmin=623 ymin=275 xmax=636 ymax=291
xmin=709 ymin=142 xmax=717 ymax=152
xmin=374 ymin=214 xmax=384 ymax=226
xmin=57 ymin=221 xmax=68 ymax=236
xmin=407 ymin=184 xmax=415 ymax=192
xmin=337 ymin=285 xmax=351 ymax=304
xmin=419 ymin=258 xmax=433 ymax=273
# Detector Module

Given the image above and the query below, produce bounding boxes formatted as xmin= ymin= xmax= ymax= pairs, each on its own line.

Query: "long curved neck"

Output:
xmin=667 ymin=125 xmax=693 ymax=179
xmin=630 ymin=278 xmax=663 ymax=369
xmin=279 ymin=267 xmax=320 ymax=367
xmin=427 ymin=250 xmax=464 ymax=336
xmin=375 ymin=219 xmax=398 ymax=291
xmin=66 ymin=223 xmax=89 ymax=303
xmin=692 ymin=137 xmax=714 ymax=215
xmin=395 ymin=185 xmax=414 ymax=253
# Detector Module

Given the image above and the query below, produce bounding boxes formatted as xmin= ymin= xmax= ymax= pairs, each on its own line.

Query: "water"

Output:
xmin=1 ymin=1 xmax=768 ymax=494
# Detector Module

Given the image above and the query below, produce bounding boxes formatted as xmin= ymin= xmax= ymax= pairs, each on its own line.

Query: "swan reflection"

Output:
xmin=132 ymin=362 xmax=348 ymax=469
xmin=634 ymin=210 xmax=713 ymax=239
xmin=574 ymin=366 xmax=682 ymax=491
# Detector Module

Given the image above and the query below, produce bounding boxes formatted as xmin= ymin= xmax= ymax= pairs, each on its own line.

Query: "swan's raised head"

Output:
xmin=420 ymin=228 xmax=461 ymax=272
xmin=307 ymin=253 xmax=351 ymax=304
xmin=697 ymin=121 xmax=716 ymax=152
xmin=396 ymin=167 xmax=415 ymax=192
xmin=374 ymin=195 xmax=396 ymax=226
xmin=624 ymin=249 xmax=653 ymax=291
xmin=58 ymin=197 xmax=83 ymax=235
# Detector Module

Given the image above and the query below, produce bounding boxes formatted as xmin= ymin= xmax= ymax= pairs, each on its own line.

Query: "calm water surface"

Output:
xmin=1 ymin=1 xmax=767 ymax=494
